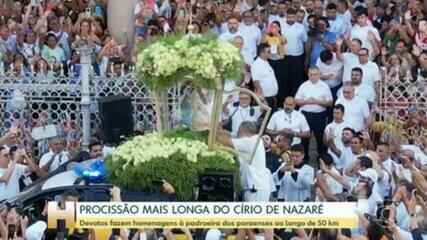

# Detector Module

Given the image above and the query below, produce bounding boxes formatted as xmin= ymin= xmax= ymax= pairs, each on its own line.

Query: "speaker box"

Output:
xmin=198 ymin=171 xmax=236 ymax=202
xmin=98 ymin=96 xmax=134 ymax=145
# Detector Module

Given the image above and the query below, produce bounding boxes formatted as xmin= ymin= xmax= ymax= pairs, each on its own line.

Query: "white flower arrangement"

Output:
xmin=111 ymin=133 xmax=235 ymax=169
xmin=136 ymin=34 xmax=243 ymax=90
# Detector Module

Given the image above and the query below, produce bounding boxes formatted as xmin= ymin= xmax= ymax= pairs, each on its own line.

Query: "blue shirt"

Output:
xmin=329 ymin=16 xmax=348 ymax=37
xmin=310 ymin=31 xmax=336 ymax=66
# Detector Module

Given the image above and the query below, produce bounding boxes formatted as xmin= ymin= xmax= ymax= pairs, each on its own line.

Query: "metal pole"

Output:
xmin=78 ymin=45 xmax=92 ymax=151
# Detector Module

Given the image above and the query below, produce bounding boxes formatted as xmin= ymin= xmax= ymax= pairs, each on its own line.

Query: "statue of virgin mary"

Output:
xmin=190 ymin=88 xmax=214 ymax=131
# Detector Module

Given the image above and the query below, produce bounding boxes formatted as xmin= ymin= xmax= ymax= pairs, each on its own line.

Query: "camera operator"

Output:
xmin=0 ymin=146 xmax=44 ymax=201
xmin=391 ymin=180 xmax=424 ymax=235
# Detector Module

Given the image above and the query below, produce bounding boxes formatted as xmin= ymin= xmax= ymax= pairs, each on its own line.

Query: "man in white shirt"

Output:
xmin=282 ymin=8 xmax=308 ymax=97
xmin=251 ymin=43 xmax=279 ymax=109
xmin=350 ymin=7 xmax=381 ymax=60
xmin=343 ymin=134 xmax=368 ymax=175
xmin=268 ymin=2 xmax=287 ymax=29
xmin=295 ymin=66 xmax=333 ymax=155
xmin=273 ymin=144 xmax=314 ymax=201
xmin=336 ymin=38 xmax=362 ymax=83
xmin=326 ymin=3 xmax=347 ymax=38
xmin=356 ymin=48 xmax=381 ymax=92
xmin=335 ymin=85 xmax=371 ymax=132
xmin=376 ymin=142 xmax=396 ymax=198
xmin=39 ymin=137 xmax=70 ymax=173
xmin=395 ymin=149 xmax=419 ymax=183
xmin=219 ymin=16 xmax=241 ymax=42
xmin=323 ymin=104 xmax=351 ymax=170
xmin=330 ymin=127 xmax=355 ymax=171
xmin=0 ymin=146 xmax=25 ymax=201
xmin=217 ymin=122 xmax=275 ymax=240
xmin=316 ymin=49 xmax=343 ymax=104
xmin=337 ymin=67 xmax=376 ymax=107
xmin=223 ymin=92 xmax=263 ymax=137
xmin=401 ymin=142 xmax=427 ymax=167
xmin=0 ymin=146 xmax=43 ymax=201
xmin=217 ymin=120 xmax=275 ymax=202
xmin=266 ymin=97 xmax=311 ymax=145
xmin=316 ymin=153 xmax=344 ymax=199
xmin=239 ymin=11 xmax=262 ymax=62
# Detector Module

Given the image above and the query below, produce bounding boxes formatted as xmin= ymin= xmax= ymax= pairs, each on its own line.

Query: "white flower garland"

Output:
xmin=111 ymin=133 xmax=235 ymax=170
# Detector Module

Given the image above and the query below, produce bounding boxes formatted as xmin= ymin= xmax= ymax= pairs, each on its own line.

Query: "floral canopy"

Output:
xmin=136 ymin=34 xmax=244 ymax=91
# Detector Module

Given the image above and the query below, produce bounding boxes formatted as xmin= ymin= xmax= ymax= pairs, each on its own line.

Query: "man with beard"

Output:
xmin=329 ymin=127 xmax=355 ymax=172
xmin=267 ymin=97 xmax=311 ymax=147
xmin=336 ymin=38 xmax=362 ymax=83
xmin=337 ymin=67 xmax=375 ymax=107
xmin=269 ymin=1 xmax=287 ymax=29
xmin=306 ymin=16 xmax=337 ymax=66
xmin=356 ymin=48 xmax=381 ymax=92
xmin=239 ymin=10 xmax=262 ymax=61
xmin=281 ymin=8 xmax=308 ymax=97
xmin=323 ymin=104 xmax=351 ymax=171
xmin=219 ymin=16 xmax=241 ymax=42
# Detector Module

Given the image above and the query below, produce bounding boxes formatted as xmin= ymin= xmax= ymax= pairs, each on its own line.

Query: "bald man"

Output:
xmin=267 ymin=97 xmax=311 ymax=146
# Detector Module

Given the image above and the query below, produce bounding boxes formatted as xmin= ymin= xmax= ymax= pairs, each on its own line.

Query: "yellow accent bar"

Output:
xmin=75 ymin=217 xmax=358 ymax=229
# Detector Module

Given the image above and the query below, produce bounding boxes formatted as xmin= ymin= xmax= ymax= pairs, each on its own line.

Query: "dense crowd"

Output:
xmin=0 ymin=0 xmax=427 ymax=239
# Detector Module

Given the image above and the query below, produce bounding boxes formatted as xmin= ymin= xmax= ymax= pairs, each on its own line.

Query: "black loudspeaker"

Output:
xmin=198 ymin=171 xmax=235 ymax=201
xmin=98 ymin=96 xmax=134 ymax=145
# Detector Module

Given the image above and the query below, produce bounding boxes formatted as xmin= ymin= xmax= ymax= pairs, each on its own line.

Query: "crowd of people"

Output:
xmin=0 ymin=0 xmax=130 ymax=78
xmin=0 ymin=0 xmax=427 ymax=239
xmin=212 ymin=0 xmax=427 ymax=238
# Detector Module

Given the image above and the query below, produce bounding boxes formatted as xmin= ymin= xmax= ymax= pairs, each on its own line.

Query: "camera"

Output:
xmin=376 ymin=199 xmax=392 ymax=226
xmin=8 ymin=224 xmax=16 ymax=239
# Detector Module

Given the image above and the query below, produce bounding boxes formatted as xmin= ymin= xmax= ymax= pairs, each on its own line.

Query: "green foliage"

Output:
xmin=105 ymin=130 xmax=237 ymax=200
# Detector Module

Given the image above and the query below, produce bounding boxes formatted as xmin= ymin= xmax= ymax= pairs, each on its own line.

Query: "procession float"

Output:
xmin=105 ymin=33 xmax=271 ymax=200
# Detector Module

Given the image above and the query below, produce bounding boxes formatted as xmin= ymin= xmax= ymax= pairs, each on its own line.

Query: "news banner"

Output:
xmin=48 ymin=202 xmax=358 ymax=229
